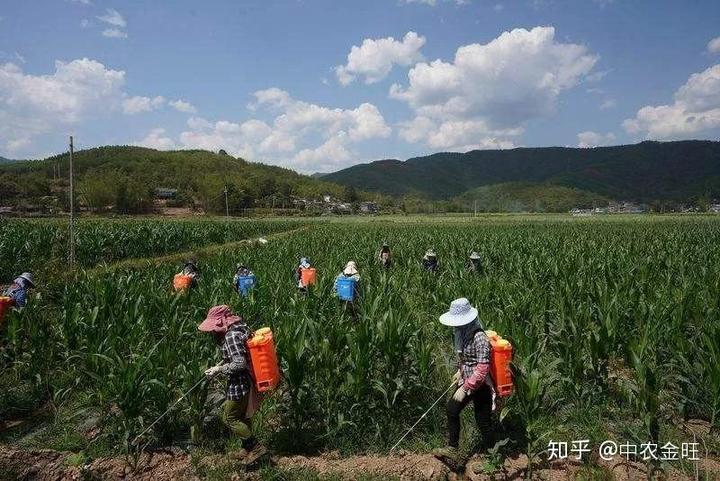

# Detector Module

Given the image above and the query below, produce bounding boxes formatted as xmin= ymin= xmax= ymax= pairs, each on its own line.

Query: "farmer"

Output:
xmin=233 ymin=264 xmax=256 ymax=296
xmin=334 ymin=261 xmax=360 ymax=296
xmin=433 ymin=298 xmax=494 ymax=466
xmin=378 ymin=242 xmax=392 ymax=269
xmin=295 ymin=257 xmax=313 ymax=291
xmin=2 ymin=272 xmax=36 ymax=308
xmin=180 ymin=258 xmax=200 ymax=287
xmin=199 ymin=305 xmax=265 ymax=461
xmin=467 ymin=252 xmax=483 ymax=273
xmin=334 ymin=261 xmax=361 ymax=316
xmin=422 ymin=249 xmax=438 ymax=272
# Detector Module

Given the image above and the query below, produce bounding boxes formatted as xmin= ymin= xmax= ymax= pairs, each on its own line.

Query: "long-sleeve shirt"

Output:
xmin=3 ymin=283 xmax=27 ymax=308
xmin=219 ymin=323 xmax=253 ymax=400
xmin=458 ymin=330 xmax=491 ymax=393
xmin=422 ymin=258 xmax=438 ymax=271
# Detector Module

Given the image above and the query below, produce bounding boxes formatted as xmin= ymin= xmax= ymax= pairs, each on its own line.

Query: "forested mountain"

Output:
xmin=323 ymin=140 xmax=720 ymax=202
xmin=0 ymin=146 xmax=370 ymax=214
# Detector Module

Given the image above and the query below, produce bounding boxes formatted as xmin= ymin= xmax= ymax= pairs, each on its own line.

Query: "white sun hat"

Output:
xmin=343 ymin=261 xmax=358 ymax=276
xmin=18 ymin=272 xmax=36 ymax=288
xmin=439 ymin=298 xmax=479 ymax=327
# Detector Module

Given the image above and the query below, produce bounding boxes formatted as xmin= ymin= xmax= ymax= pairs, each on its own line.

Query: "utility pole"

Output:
xmin=69 ymin=135 xmax=75 ymax=267
xmin=224 ymin=185 xmax=229 ymax=218
xmin=474 ymin=199 xmax=477 ymax=217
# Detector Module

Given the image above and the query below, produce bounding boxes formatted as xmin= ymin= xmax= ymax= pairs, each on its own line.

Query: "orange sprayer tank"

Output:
xmin=247 ymin=327 xmax=281 ymax=392
xmin=173 ymin=274 xmax=193 ymax=291
xmin=300 ymin=267 xmax=317 ymax=287
xmin=0 ymin=296 xmax=13 ymax=325
xmin=489 ymin=336 xmax=513 ymax=397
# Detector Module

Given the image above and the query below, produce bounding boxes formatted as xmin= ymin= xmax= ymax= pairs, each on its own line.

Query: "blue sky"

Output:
xmin=1 ymin=0 xmax=719 ymax=173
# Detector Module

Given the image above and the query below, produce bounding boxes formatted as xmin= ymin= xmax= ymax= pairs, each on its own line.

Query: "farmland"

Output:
xmin=1 ymin=215 xmax=719 ymax=480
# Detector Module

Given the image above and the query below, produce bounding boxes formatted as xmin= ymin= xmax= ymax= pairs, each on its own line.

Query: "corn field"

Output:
xmin=1 ymin=216 xmax=719 ymax=468
xmin=0 ymin=218 xmax=305 ymax=276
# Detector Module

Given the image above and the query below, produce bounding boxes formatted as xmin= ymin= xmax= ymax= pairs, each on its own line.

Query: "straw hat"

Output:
xmin=198 ymin=305 xmax=242 ymax=333
xmin=469 ymin=252 xmax=482 ymax=260
xmin=439 ymin=298 xmax=479 ymax=327
xmin=425 ymin=249 xmax=436 ymax=258
xmin=343 ymin=261 xmax=358 ymax=276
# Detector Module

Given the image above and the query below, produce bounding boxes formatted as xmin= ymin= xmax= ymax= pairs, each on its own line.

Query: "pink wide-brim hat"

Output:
xmin=198 ymin=305 xmax=242 ymax=333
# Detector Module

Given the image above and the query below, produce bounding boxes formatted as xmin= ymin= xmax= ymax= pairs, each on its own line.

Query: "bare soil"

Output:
xmin=0 ymin=444 xmax=716 ymax=481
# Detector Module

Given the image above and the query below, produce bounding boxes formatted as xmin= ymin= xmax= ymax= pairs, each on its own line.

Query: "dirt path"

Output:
xmin=86 ymin=224 xmax=311 ymax=275
xmin=1 ymin=444 xmax=716 ymax=481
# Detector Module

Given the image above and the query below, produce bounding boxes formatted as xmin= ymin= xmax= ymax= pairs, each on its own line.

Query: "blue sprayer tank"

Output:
xmin=237 ymin=275 xmax=257 ymax=296
xmin=335 ymin=277 xmax=356 ymax=301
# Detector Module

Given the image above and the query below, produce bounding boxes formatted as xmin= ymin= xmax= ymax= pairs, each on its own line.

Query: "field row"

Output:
xmin=0 ymin=217 xmax=306 ymax=276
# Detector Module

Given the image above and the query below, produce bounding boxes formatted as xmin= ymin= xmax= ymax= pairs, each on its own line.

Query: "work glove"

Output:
xmin=452 ymin=370 xmax=462 ymax=385
xmin=452 ymin=386 xmax=468 ymax=403
xmin=204 ymin=366 xmax=222 ymax=378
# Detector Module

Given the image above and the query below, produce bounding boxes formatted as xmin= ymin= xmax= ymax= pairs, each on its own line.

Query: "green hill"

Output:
xmin=455 ymin=182 xmax=609 ymax=213
xmin=323 ymin=140 xmax=720 ymax=202
xmin=0 ymin=146 xmax=359 ymax=214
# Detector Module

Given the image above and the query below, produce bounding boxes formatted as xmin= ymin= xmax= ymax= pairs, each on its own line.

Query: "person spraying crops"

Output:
xmin=295 ymin=257 xmax=316 ymax=292
xmin=1 ymin=272 xmax=36 ymax=327
xmin=378 ymin=242 xmax=392 ymax=269
xmin=467 ymin=252 xmax=483 ymax=273
xmin=199 ymin=305 xmax=266 ymax=462
xmin=422 ymin=249 xmax=439 ymax=272
xmin=334 ymin=261 xmax=361 ymax=317
xmin=174 ymin=258 xmax=200 ymax=290
xmin=433 ymin=298 xmax=494 ymax=467
xmin=233 ymin=264 xmax=257 ymax=297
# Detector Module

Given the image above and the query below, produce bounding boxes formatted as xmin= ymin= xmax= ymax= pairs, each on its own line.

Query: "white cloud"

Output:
xmin=72 ymin=0 xmax=93 ymax=4
xmin=5 ymin=137 xmax=31 ymax=154
xmin=600 ymin=98 xmax=616 ymax=110
xmin=708 ymin=37 xmax=720 ymax=55
xmin=249 ymin=87 xmax=291 ymax=110
xmin=0 ymin=58 xmax=125 ymax=156
xmin=97 ymin=8 xmax=126 ymax=28
xmin=170 ymin=89 xmax=390 ymax=172
xmin=97 ymin=8 xmax=127 ymax=38
xmin=133 ymin=128 xmax=177 ymax=150
xmin=494 ymin=4 xmax=504 ymax=11
xmin=391 ymin=26 xmax=598 ymax=151
xmin=0 ymin=58 xmax=189 ymax=157
xmin=169 ymin=99 xmax=197 ymax=113
xmin=577 ymin=131 xmax=615 ymax=148
xmin=293 ymin=134 xmax=352 ymax=170
xmin=623 ymin=64 xmax=720 ymax=139
xmin=80 ymin=19 xmax=90 ymax=29
xmin=102 ymin=28 xmax=127 ymax=39
xmin=187 ymin=116 xmax=213 ymax=131
xmin=335 ymin=32 xmax=426 ymax=85
xmin=0 ymin=59 xmax=125 ymax=123
xmin=122 ymin=95 xmax=165 ymax=114
xmin=586 ymin=69 xmax=611 ymax=83
xmin=398 ymin=116 xmax=519 ymax=150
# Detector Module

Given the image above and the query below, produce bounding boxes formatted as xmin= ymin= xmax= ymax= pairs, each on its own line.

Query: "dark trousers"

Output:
xmin=447 ymin=383 xmax=493 ymax=448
